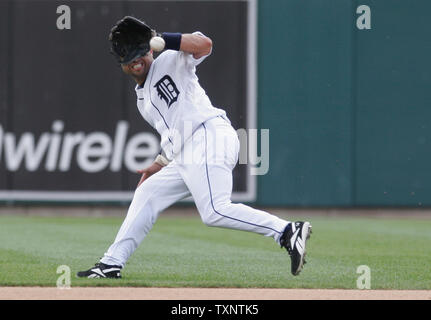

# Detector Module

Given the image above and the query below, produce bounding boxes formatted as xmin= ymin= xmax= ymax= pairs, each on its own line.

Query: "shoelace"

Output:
xmin=286 ymin=247 xmax=293 ymax=256
xmin=280 ymin=237 xmax=293 ymax=256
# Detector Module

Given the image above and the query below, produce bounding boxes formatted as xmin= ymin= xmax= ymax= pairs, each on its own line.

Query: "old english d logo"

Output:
xmin=154 ymin=75 xmax=180 ymax=108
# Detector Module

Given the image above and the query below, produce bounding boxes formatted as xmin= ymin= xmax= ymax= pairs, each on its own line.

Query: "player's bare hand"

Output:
xmin=136 ymin=162 xmax=163 ymax=187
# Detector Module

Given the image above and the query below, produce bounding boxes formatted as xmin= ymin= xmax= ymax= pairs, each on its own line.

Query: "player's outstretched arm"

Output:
xmin=136 ymin=154 xmax=169 ymax=187
xmin=152 ymin=32 xmax=212 ymax=59
xmin=136 ymin=162 xmax=162 ymax=187
xmin=179 ymin=33 xmax=212 ymax=59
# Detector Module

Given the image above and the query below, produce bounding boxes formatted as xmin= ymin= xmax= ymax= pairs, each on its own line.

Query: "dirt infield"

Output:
xmin=0 ymin=287 xmax=430 ymax=300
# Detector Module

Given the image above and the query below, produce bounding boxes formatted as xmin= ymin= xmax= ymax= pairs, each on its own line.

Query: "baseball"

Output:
xmin=150 ymin=36 xmax=165 ymax=52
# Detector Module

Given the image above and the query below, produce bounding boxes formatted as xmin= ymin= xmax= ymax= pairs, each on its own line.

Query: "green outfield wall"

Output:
xmin=257 ymin=0 xmax=431 ymax=207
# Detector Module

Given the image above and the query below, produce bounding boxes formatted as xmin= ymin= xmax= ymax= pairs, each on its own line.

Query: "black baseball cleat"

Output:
xmin=280 ymin=221 xmax=312 ymax=276
xmin=76 ymin=262 xmax=122 ymax=279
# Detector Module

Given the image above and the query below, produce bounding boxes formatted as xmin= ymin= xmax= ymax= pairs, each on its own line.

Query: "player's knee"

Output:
xmin=200 ymin=201 xmax=231 ymax=227
xmin=201 ymin=214 xmax=222 ymax=227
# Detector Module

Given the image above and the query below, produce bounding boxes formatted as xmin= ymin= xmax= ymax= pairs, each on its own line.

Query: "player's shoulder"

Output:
xmin=154 ymin=49 xmax=192 ymax=70
xmin=154 ymin=50 xmax=178 ymax=63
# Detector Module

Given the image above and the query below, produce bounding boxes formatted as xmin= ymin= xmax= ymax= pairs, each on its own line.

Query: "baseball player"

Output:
xmin=77 ymin=16 xmax=312 ymax=279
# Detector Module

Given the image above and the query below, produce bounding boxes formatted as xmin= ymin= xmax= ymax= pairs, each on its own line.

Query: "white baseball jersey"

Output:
xmin=135 ymin=33 xmax=226 ymax=160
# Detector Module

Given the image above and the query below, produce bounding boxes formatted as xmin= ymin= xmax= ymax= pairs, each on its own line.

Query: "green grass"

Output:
xmin=0 ymin=214 xmax=430 ymax=289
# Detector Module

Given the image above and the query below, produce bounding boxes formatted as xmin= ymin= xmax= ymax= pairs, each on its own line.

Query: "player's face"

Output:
xmin=121 ymin=51 xmax=154 ymax=83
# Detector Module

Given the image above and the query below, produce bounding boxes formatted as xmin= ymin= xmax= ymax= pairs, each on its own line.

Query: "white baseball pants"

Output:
xmin=101 ymin=117 xmax=289 ymax=267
